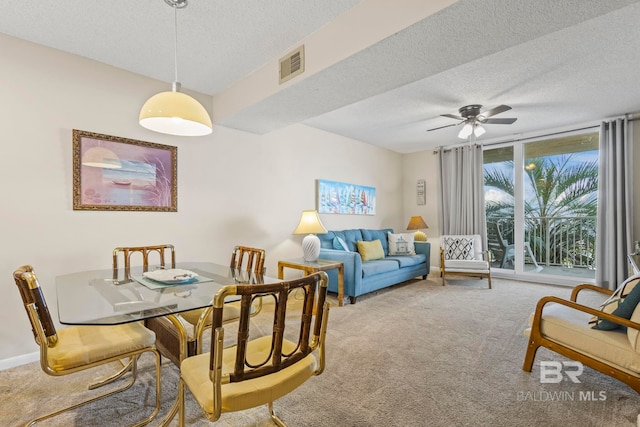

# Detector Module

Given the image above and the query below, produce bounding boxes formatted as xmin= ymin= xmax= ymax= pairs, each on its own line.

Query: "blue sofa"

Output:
xmin=318 ymin=228 xmax=431 ymax=304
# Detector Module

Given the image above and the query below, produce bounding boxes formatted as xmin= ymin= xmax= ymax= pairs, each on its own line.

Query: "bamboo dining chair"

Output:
xmin=178 ymin=271 xmax=330 ymax=426
xmin=179 ymin=245 xmax=267 ymax=354
xmin=13 ymin=265 xmax=162 ymax=427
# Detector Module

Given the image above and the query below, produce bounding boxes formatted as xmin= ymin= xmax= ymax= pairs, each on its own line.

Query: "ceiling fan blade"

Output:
xmin=426 ymin=122 xmax=461 ymax=132
xmin=482 ymin=117 xmax=517 ymax=125
xmin=481 ymin=104 xmax=511 ymax=118
xmin=441 ymin=113 xmax=464 ymax=120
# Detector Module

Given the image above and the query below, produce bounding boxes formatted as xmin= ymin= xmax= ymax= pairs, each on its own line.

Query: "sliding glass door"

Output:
xmin=483 ymin=132 xmax=599 ymax=281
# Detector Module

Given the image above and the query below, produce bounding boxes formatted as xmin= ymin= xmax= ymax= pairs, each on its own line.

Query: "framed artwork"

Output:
xmin=73 ymin=129 xmax=177 ymax=211
xmin=317 ymin=179 xmax=376 ymax=215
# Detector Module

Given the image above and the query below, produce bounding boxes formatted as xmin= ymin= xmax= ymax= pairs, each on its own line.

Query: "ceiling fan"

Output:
xmin=427 ymin=104 xmax=517 ymax=139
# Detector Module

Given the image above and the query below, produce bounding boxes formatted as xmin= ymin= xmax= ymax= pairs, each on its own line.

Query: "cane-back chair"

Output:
xmin=113 ymin=244 xmax=176 ymax=272
xmin=13 ymin=265 xmax=161 ymax=427
xmin=178 ymin=271 xmax=330 ymax=426
xmin=113 ymin=244 xmax=194 ymax=366
xmin=179 ymin=245 xmax=266 ymax=353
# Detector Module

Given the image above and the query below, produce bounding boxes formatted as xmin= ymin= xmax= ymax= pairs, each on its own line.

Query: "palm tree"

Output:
xmin=484 ymin=153 xmax=598 ymax=268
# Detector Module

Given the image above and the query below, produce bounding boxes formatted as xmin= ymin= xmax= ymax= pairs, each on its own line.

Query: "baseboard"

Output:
xmin=0 ymin=351 xmax=39 ymax=371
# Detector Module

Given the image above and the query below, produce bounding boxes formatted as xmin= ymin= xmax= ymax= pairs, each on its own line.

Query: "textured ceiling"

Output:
xmin=2 ymin=0 xmax=640 ymax=153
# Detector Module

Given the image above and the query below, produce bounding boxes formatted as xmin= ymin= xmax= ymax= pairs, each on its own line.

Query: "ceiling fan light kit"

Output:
xmin=139 ymin=0 xmax=213 ymax=137
xmin=428 ymin=104 xmax=516 ymax=140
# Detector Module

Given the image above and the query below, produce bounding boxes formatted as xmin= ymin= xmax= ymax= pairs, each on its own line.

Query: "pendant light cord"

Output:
xmin=173 ymin=2 xmax=178 ymax=84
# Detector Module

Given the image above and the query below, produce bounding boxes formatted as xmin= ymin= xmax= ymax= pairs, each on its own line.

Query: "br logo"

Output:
xmin=540 ymin=361 xmax=583 ymax=383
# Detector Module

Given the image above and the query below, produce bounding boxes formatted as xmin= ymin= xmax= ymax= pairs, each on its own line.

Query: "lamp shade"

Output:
xmin=458 ymin=122 xmax=473 ymax=139
xmin=292 ymin=210 xmax=327 ymax=235
xmin=293 ymin=210 xmax=327 ymax=262
xmin=139 ymin=90 xmax=213 ymax=136
xmin=407 ymin=215 xmax=429 ymax=242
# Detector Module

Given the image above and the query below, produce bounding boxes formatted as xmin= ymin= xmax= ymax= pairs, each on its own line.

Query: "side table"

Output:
xmin=278 ymin=258 xmax=344 ymax=307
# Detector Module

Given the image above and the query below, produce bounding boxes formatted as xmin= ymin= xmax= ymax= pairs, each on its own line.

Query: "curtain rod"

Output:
xmin=434 ymin=112 xmax=639 ymax=154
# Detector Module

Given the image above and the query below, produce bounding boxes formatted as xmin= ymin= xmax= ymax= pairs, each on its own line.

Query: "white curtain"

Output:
xmin=438 ymin=143 xmax=487 ymax=239
xmin=596 ymin=118 xmax=634 ymax=289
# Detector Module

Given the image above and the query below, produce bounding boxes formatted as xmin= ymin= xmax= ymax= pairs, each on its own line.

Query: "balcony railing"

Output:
xmin=489 ymin=215 xmax=597 ymax=270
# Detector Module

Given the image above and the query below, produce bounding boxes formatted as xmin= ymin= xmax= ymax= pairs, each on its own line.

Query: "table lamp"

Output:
xmin=293 ymin=210 xmax=327 ymax=262
xmin=407 ymin=216 xmax=429 ymax=241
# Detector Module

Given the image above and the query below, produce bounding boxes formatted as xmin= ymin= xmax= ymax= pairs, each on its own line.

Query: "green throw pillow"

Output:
xmin=591 ymin=276 xmax=640 ymax=330
xmin=333 ymin=236 xmax=350 ymax=251
xmin=357 ymin=239 xmax=385 ymax=261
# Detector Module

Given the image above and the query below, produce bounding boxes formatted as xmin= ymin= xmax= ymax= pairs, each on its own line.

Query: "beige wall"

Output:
xmin=0 ymin=34 xmax=406 ymax=365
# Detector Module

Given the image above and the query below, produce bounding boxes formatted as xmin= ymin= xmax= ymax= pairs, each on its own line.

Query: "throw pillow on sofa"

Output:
xmin=590 ymin=275 xmax=640 ymax=330
xmin=333 ymin=236 xmax=350 ymax=251
xmin=358 ymin=239 xmax=385 ymax=261
xmin=387 ymin=232 xmax=415 ymax=256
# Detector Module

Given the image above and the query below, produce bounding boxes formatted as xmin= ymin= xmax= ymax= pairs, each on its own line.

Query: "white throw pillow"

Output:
xmin=443 ymin=236 xmax=475 ymax=260
xmin=387 ymin=232 xmax=415 ymax=256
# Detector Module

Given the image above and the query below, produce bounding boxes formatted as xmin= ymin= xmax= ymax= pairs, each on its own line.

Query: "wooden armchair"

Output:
xmin=13 ymin=265 xmax=161 ymax=426
xmin=440 ymin=234 xmax=492 ymax=288
xmin=523 ymin=278 xmax=640 ymax=393
xmin=178 ymin=271 xmax=330 ymax=426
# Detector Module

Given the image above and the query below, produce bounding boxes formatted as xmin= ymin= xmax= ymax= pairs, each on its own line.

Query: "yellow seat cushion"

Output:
xmin=48 ymin=323 xmax=156 ymax=371
xmin=180 ymin=302 xmax=251 ymax=327
xmin=181 ymin=335 xmax=317 ymax=414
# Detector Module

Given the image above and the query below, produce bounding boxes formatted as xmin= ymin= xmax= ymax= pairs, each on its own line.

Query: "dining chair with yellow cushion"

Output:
xmin=113 ymin=243 xmax=176 ymax=273
xmin=13 ymin=265 xmax=161 ymax=427
xmin=178 ymin=271 xmax=330 ymax=426
xmin=180 ymin=245 xmax=267 ymax=353
xmin=112 ymin=244 xmax=199 ymax=365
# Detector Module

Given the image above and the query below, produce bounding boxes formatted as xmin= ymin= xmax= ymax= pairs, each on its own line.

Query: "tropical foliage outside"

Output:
xmin=484 ymin=148 xmax=599 ymax=271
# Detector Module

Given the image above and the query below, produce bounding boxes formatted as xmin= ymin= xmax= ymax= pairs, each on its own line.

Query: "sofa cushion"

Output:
xmin=387 ymin=232 xmax=415 ymax=256
xmin=361 ymin=259 xmax=399 ymax=277
xmin=333 ymin=236 xmax=350 ymax=251
xmin=443 ymin=236 xmax=475 ymax=260
xmin=358 ymin=239 xmax=385 ymax=261
xmin=591 ymin=275 xmax=640 ymax=330
xmin=361 ymin=229 xmax=392 ymax=255
xmin=386 ymin=255 xmax=426 ymax=268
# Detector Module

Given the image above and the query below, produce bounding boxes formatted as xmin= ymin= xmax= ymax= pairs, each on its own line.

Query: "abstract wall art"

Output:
xmin=317 ymin=179 xmax=376 ymax=215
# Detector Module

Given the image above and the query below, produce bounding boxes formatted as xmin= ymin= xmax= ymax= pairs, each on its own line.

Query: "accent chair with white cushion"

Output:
xmin=523 ymin=276 xmax=640 ymax=393
xmin=440 ymin=234 xmax=491 ymax=289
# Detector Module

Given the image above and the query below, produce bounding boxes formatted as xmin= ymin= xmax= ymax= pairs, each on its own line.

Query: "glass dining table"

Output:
xmin=55 ymin=261 xmax=278 ymax=426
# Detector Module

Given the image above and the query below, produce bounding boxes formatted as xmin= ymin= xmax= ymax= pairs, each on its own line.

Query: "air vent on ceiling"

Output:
xmin=279 ymin=45 xmax=305 ymax=84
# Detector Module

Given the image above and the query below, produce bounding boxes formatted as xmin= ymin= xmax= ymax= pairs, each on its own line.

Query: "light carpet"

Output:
xmin=1 ymin=276 xmax=639 ymax=427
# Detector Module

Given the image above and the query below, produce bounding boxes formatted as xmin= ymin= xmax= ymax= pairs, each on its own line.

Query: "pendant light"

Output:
xmin=139 ymin=0 xmax=212 ymax=136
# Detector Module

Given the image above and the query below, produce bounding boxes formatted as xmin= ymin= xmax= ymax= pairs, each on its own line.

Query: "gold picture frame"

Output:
xmin=73 ymin=129 xmax=177 ymax=211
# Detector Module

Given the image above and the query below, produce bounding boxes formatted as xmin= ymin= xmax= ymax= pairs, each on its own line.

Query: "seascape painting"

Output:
xmin=317 ymin=179 xmax=376 ymax=215
xmin=73 ymin=130 xmax=177 ymax=211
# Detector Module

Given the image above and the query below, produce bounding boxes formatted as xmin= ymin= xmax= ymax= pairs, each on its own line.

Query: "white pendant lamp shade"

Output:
xmin=139 ymin=89 xmax=212 ymax=136
xmin=139 ymin=0 xmax=212 ymax=137
xmin=293 ymin=210 xmax=328 ymax=262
